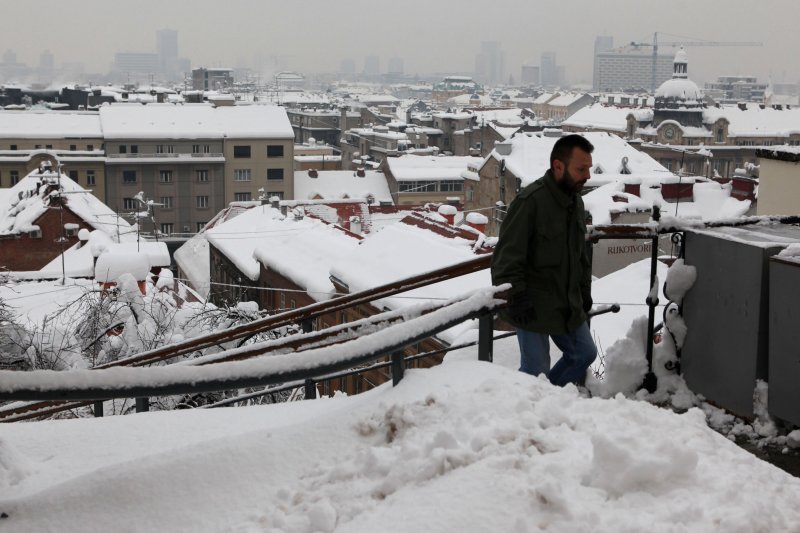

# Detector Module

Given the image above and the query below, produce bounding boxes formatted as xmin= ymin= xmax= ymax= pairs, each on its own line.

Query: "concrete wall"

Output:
xmin=757 ymin=158 xmax=800 ymax=216
xmin=681 ymin=229 xmax=786 ymax=417
xmin=768 ymin=258 xmax=800 ymax=425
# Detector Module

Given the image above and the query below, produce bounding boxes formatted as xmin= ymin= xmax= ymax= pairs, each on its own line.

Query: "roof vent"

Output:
xmin=308 ymin=169 xmax=318 ymax=178
xmin=356 ymin=168 xmax=366 ymax=177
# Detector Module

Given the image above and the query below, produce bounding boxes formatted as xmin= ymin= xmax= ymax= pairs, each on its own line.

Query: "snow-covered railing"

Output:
xmin=0 ymin=288 xmax=505 ymax=405
xmin=0 ymin=255 xmax=494 ymax=421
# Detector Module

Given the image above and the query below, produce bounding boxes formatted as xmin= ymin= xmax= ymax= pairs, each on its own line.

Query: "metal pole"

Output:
xmin=304 ymin=379 xmax=316 ymax=400
xmin=391 ymin=351 xmax=404 ymax=385
xmin=93 ymin=401 xmax=103 ymax=417
xmin=642 ymin=206 xmax=660 ymax=393
xmin=478 ymin=313 xmax=494 ymax=362
xmin=135 ymin=397 xmax=149 ymax=413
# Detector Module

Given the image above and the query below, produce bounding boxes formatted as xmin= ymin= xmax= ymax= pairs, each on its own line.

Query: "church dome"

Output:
xmin=654 ymin=47 xmax=703 ymax=108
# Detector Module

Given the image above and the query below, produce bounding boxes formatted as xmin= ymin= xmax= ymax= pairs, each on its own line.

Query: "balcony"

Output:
xmin=106 ymin=152 xmax=225 ymax=164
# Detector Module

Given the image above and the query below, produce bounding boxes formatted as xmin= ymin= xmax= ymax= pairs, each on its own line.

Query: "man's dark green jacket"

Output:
xmin=491 ymin=170 xmax=592 ymax=334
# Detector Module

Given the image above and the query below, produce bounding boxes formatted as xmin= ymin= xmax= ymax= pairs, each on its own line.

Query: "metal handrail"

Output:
xmin=0 ymin=289 xmax=504 ymax=404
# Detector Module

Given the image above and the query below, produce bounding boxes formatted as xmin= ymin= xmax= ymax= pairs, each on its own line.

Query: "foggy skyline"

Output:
xmin=2 ymin=0 xmax=799 ymax=86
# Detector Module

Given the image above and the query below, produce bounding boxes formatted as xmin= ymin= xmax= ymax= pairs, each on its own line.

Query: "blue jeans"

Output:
xmin=516 ymin=322 xmax=597 ymax=386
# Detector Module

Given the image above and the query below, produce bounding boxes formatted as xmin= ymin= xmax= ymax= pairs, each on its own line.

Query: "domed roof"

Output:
xmin=655 ymin=78 xmax=702 ymax=102
xmin=654 ymin=47 xmax=703 ymax=107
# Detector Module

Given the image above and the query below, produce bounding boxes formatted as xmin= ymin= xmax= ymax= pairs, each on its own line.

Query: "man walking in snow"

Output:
xmin=491 ymin=134 xmax=597 ymax=386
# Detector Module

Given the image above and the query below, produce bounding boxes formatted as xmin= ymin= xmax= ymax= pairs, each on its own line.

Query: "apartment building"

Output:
xmin=0 ymin=111 xmax=106 ymax=200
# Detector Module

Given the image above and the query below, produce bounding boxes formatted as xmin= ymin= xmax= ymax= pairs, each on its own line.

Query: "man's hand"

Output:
xmin=507 ymin=291 xmax=536 ymax=324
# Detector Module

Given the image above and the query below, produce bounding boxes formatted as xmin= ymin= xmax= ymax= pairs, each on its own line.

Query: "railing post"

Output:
xmin=135 ymin=397 xmax=149 ymax=413
xmin=478 ymin=313 xmax=494 ymax=362
xmin=391 ymin=351 xmax=405 ymax=386
xmin=93 ymin=401 xmax=103 ymax=417
xmin=304 ymin=378 xmax=316 ymax=400
xmin=301 ymin=319 xmax=313 ymax=333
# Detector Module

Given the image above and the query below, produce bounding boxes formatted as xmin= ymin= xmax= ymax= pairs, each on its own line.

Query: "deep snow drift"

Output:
xmin=2 ymin=361 xmax=800 ymax=533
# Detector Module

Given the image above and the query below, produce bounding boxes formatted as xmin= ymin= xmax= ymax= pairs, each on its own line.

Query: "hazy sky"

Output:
xmin=2 ymin=0 xmax=799 ymax=85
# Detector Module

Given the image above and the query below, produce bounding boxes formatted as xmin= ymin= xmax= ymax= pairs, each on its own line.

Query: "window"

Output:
xmin=87 ymin=170 xmax=95 ymax=186
xmin=440 ymin=180 xmax=463 ymax=192
xmin=234 ymin=169 xmax=251 ymax=181
xmin=159 ymin=170 xmax=173 ymax=183
xmin=267 ymin=168 xmax=284 ymax=180
xmin=35 ymin=144 xmax=42 ymax=149
xmin=160 ymin=223 xmax=174 ymax=235
xmin=267 ymin=191 xmax=284 ymax=200
xmin=398 ymin=180 xmax=436 ymax=193
xmin=167 ymin=145 xmax=174 ymax=154
xmin=192 ymin=144 xmax=200 ymax=154
xmin=203 ymin=144 xmax=210 ymax=153
xmin=123 ymin=198 xmax=137 ymax=210
xmin=196 ymin=195 xmax=209 ymax=208
xmin=122 ymin=170 xmax=136 ymax=184
xmin=196 ymin=170 xmax=209 ymax=182
xmin=130 ymin=145 xmax=138 ymax=154
xmin=87 ymin=144 xmax=94 ymax=151
xmin=69 ymin=145 xmax=77 ymax=151
xmin=267 ymin=145 xmax=284 ymax=158
xmin=234 ymin=192 xmax=252 ymax=202
xmin=160 ymin=196 xmax=173 ymax=209
xmin=119 ymin=145 xmax=127 ymax=154
xmin=716 ymin=128 xmax=724 ymax=143
xmin=45 ymin=144 xmax=53 ymax=149
xmin=69 ymin=170 xmax=79 ymax=181
xmin=9 ymin=144 xmax=17 ymax=150
xmin=10 ymin=171 xmax=19 ymax=185
xmin=156 ymin=145 xmax=164 ymax=154
xmin=197 ymin=222 xmax=206 ymax=232
xmin=233 ymin=145 xmax=251 ymax=158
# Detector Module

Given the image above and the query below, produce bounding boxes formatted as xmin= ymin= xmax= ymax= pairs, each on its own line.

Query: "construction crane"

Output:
xmin=629 ymin=32 xmax=763 ymax=92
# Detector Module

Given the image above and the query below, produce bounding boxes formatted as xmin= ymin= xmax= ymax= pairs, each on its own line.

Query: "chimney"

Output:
xmin=349 ymin=215 xmax=362 ymax=234
xmin=737 ymin=102 xmax=747 ymax=111
xmin=308 ymin=169 xmax=318 ymax=178
xmin=356 ymin=167 xmax=366 ymax=177
xmin=466 ymin=212 xmax=488 ymax=234
xmin=660 ymin=181 xmax=694 ymax=202
xmin=437 ymin=204 xmax=457 ymax=225
xmin=270 ymin=196 xmax=280 ymax=209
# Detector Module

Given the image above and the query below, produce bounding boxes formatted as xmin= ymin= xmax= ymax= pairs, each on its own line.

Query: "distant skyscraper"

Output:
xmin=594 ymin=45 xmax=673 ymax=92
xmin=540 ymin=52 xmax=558 ymax=87
xmin=387 ymin=57 xmax=404 ymax=75
xmin=521 ymin=64 xmax=540 ymax=85
xmin=363 ymin=56 xmax=380 ymax=78
xmin=157 ymin=29 xmax=179 ymax=80
xmin=593 ymin=35 xmax=614 ymax=90
xmin=475 ymin=41 xmax=505 ymax=85
xmin=39 ymin=50 xmax=54 ymax=70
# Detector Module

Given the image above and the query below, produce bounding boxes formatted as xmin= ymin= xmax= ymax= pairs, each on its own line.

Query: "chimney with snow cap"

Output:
xmin=466 ymin=212 xmax=488 ymax=233
xmin=356 ymin=167 xmax=366 ymax=177
xmin=270 ymin=196 xmax=281 ymax=209
xmin=349 ymin=215 xmax=362 ymax=234
xmin=437 ymin=204 xmax=457 ymax=226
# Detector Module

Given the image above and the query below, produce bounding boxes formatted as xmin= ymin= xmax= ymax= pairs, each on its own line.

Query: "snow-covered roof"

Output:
xmin=98 ymin=104 xmax=293 ymax=140
xmin=655 ymin=78 xmax=703 ymax=102
xmin=329 ymin=216 xmax=492 ymax=341
xmin=704 ymin=105 xmax=800 ymax=137
xmin=488 ymin=131 xmax=669 ymax=188
xmin=206 ymin=204 xmax=361 ymax=295
xmin=386 ymin=155 xmax=484 ymax=182
xmin=549 ymin=93 xmax=590 ymax=107
xmin=0 ymin=169 xmax=135 ymax=239
xmin=293 ymin=170 xmax=393 ymax=204
xmin=563 ymin=103 xmax=651 ymax=132
xmin=0 ymin=110 xmax=102 ymax=139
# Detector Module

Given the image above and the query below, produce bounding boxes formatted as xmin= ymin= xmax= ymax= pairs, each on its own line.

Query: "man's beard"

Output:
xmin=557 ymin=168 xmax=585 ymax=195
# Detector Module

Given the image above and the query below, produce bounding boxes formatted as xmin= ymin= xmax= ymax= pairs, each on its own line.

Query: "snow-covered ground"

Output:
xmin=2 ymin=361 xmax=800 ymax=532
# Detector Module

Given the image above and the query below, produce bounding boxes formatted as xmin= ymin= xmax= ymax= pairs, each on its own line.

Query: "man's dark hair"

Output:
xmin=550 ymin=134 xmax=594 ymax=169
